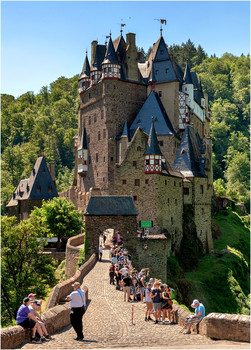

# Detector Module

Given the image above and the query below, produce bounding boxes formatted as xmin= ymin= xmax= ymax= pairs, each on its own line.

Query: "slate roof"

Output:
xmin=196 ymin=132 xmax=205 ymax=154
xmin=174 ymin=125 xmax=207 ymax=178
xmin=7 ymin=157 xmax=58 ymax=207
xmin=92 ymin=44 xmax=106 ymax=71
xmin=129 ymin=91 xmax=176 ymax=139
xmin=78 ymin=127 xmax=88 ymax=150
xmin=79 ymin=54 xmax=90 ymax=80
xmin=84 ymin=196 xmax=138 ymax=216
xmin=113 ymin=35 xmax=127 ymax=63
xmin=144 ymin=119 xmax=162 ymax=155
xmin=172 ymin=60 xmax=184 ymax=91
xmin=183 ymin=61 xmax=193 ymax=84
xmin=102 ymin=37 xmax=119 ymax=65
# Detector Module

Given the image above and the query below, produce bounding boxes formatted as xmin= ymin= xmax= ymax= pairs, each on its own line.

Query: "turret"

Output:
xmin=78 ymin=127 xmax=88 ymax=177
xmin=101 ymin=36 xmax=121 ymax=80
xmin=144 ymin=118 xmax=162 ymax=174
xmin=182 ymin=61 xmax=194 ymax=106
xmin=79 ymin=52 xmax=90 ymax=93
xmin=90 ymin=43 xmax=106 ymax=86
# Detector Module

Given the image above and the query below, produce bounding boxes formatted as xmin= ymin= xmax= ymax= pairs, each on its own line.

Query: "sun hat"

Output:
xmin=23 ymin=297 xmax=30 ymax=303
xmin=32 ymin=300 xmax=41 ymax=306
xmin=28 ymin=293 xmax=36 ymax=298
xmin=72 ymin=282 xmax=80 ymax=287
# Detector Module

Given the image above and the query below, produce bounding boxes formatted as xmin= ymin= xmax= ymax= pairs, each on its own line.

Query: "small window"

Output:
xmin=174 ymin=181 xmax=176 ymax=186
xmin=122 ymin=179 xmax=127 ymax=185
xmin=137 ymin=146 xmax=141 ymax=152
xmin=146 ymin=159 xmax=150 ymax=165
xmin=145 ymin=179 xmax=149 ymax=184
xmin=166 ymin=68 xmax=169 ymax=74
xmin=104 ymin=68 xmax=107 ymax=73
xmin=97 ymin=173 xmax=99 ymax=177
xmin=165 ymin=180 xmax=167 ymax=185
xmin=89 ymin=93 xmax=91 ymax=98
xmin=108 ymin=67 xmax=111 ymax=72
xmin=103 ymin=129 xmax=106 ymax=139
xmin=158 ymin=141 xmax=163 ymax=146
xmin=171 ymin=217 xmax=173 ymax=225
xmin=160 ymin=49 xmax=164 ymax=55
xmin=133 ymin=195 xmax=137 ymax=201
xmin=155 ymin=159 xmax=159 ymax=165
xmin=168 ymin=198 xmax=170 ymax=204
xmin=103 ymin=157 xmax=105 ymax=162
xmin=37 ymin=185 xmax=41 ymax=192
xmin=179 ymin=182 xmax=181 ymax=187
xmin=42 ymin=168 xmax=46 ymax=173
xmin=94 ymin=115 xmax=97 ymax=123
xmin=158 ymin=91 xmax=162 ymax=97
xmin=135 ymin=179 xmax=140 ymax=186
xmin=98 ymin=131 xmax=101 ymax=141
xmin=183 ymin=188 xmax=189 ymax=195
xmin=96 ymin=153 xmax=98 ymax=162
xmin=111 ymin=157 xmax=114 ymax=161
xmin=175 ymin=199 xmax=177 ymax=206
xmin=200 ymin=185 xmax=204 ymax=194
xmin=103 ymin=177 xmax=105 ymax=182
xmin=132 ymin=161 xmax=137 ymax=167
xmin=201 ymin=208 xmax=205 ymax=214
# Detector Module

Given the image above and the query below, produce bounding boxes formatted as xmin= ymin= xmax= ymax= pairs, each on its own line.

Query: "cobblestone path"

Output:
xmin=21 ymin=249 xmax=249 ymax=349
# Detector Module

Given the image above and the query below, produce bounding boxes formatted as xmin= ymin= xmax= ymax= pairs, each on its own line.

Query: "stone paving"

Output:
xmin=21 ymin=249 xmax=249 ymax=349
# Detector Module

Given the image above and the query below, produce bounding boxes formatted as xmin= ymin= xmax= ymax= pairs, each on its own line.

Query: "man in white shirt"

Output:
xmin=66 ymin=282 xmax=86 ymax=341
xmin=99 ymin=245 xmax=103 ymax=261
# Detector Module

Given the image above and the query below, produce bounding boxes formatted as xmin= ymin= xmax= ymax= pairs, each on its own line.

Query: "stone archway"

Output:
xmin=84 ymin=196 xmax=139 ymax=265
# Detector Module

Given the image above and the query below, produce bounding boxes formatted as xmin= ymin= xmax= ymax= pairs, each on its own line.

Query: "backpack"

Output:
xmin=170 ymin=288 xmax=175 ymax=299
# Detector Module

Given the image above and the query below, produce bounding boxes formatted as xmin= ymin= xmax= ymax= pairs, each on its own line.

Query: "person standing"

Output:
xmin=99 ymin=245 xmax=103 ymax=262
xmin=145 ymin=283 xmax=153 ymax=321
xmin=66 ymin=282 xmax=86 ymax=341
xmin=150 ymin=281 xmax=162 ymax=324
xmin=109 ymin=262 xmax=115 ymax=285
xmin=122 ymin=273 xmax=132 ymax=302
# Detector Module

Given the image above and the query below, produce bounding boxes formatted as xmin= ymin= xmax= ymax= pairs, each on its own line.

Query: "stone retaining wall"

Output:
xmin=172 ymin=304 xmax=250 ymax=343
xmin=42 ymin=251 xmax=65 ymax=264
xmin=1 ymin=286 xmax=88 ymax=350
xmin=65 ymin=233 xmax=85 ymax=279
xmin=46 ymin=253 xmax=97 ymax=309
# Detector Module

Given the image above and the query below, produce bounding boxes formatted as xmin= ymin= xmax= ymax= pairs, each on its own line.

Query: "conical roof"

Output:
xmin=183 ymin=61 xmax=193 ymax=84
xmin=121 ymin=121 xmax=129 ymax=138
xmin=144 ymin=119 xmax=162 ymax=156
xmin=102 ymin=37 xmax=119 ymax=65
xmin=79 ymin=54 xmax=90 ymax=79
xmin=92 ymin=44 xmax=106 ymax=71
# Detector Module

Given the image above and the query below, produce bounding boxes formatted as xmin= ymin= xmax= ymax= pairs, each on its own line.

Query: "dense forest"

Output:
xmin=1 ymin=40 xmax=250 ymax=215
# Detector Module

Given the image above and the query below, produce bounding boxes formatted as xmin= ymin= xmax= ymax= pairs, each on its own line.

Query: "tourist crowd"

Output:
xmin=107 ymin=242 xmax=175 ymax=324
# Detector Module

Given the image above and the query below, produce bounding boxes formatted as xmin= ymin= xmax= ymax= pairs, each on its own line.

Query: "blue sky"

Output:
xmin=1 ymin=1 xmax=250 ymax=98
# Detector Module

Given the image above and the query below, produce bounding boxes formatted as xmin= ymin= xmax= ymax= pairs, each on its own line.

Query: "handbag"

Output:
xmin=77 ymin=289 xmax=86 ymax=314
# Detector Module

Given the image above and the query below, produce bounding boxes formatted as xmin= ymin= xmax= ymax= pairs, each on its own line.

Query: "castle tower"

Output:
xmin=79 ymin=52 xmax=90 ymax=93
xmin=90 ymin=43 xmax=106 ymax=86
xmin=144 ymin=118 xmax=162 ymax=174
xmin=101 ymin=36 xmax=121 ymax=80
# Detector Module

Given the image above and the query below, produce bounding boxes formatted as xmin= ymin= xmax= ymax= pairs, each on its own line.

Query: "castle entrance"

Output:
xmin=84 ymin=195 xmax=139 ymax=263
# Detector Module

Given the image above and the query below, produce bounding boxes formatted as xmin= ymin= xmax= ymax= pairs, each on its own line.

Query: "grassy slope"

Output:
xmin=185 ymin=210 xmax=250 ymax=315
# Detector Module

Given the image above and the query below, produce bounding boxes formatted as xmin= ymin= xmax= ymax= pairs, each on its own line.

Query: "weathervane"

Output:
xmin=120 ymin=23 xmax=126 ymax=34
xmin=154 ymin=18 xmax=167 ymax=36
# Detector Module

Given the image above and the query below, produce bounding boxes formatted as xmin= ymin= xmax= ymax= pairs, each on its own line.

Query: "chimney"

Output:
xmin=48 ymin=162 xmax=56 ymax=186
xmin=125 ymin=33 xmax=138 ymax=81
xmin=91 ymin=40 xmax=98 ymax=68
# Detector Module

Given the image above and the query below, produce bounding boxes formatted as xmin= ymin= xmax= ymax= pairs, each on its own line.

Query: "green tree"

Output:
xmin=1 ymin=216 xmax=56 ymax=326
xmin=213 ymin=178 xmax=227 ymax=197
xmin=31 ymin=197 xmax=84 ymax=250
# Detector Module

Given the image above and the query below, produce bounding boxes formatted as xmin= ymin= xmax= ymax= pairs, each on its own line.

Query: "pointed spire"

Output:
xmin=183 ymin=60 xmax=193 ymax=84
xmin=144 ymin=117 xmax=162 ymax=155
xmin=121 ymin=121 xmax=129 ymax=138
xmin=80 ymin=52 xmax=90 ymax=78
xmin=102 ymin=37 xmax=119 ymax=64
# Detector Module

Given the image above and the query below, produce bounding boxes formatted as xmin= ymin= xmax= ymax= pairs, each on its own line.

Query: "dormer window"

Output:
xmin=155 ymin=70 xmax=158 ymax=75
xmin=37 ymin=185 xmax=41 ymax=192
xmin=160 ymin=49 xmax=164 ymax=55
xmin=166 ymin=68 xmax=169 ymax=74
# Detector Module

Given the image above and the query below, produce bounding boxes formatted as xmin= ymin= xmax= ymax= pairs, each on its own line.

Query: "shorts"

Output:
xmin=18 ymin=319 xmax=36 ymax=329
xmin=187 ymin=317 xmax=202 ymax=325
xmin=130 ymin=285 xmax=136 ymax=294
xmin=146 ymin=301 xmax=153 ymax=309
xmin=153 ymin=302 xmax=162 ymax=311
xmin=140 ymin=287 xmax=145 ymax=294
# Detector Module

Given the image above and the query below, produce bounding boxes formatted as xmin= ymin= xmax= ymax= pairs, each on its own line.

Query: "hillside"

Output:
xmin=185 ymin=209 xmax=250 ymax=315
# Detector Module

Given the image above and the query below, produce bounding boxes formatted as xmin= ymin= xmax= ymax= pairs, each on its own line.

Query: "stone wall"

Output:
xmin=135 ymin=235 xmax=170 ymax=282
xmin=65 ymin=232 xmax=85 ymax=279
xmin=46 ymin=253 xmax=96 ymax=309
xmin=42 ymin=251 xmax=65 ymax=264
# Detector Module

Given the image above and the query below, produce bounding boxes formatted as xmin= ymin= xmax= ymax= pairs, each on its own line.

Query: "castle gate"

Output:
xmin=84 ymin=195 xmax=139 ymax=263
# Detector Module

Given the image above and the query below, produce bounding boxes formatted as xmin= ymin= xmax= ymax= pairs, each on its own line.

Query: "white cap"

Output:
xmin=191 ymin=299 xmax=199 ymax=306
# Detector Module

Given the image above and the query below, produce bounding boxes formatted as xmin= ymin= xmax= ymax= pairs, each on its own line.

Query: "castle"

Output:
xmin=61 ymin=29 xmax=213 ymax=256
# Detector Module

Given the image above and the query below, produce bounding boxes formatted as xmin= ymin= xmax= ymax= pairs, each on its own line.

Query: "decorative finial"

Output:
xmin=86 ymin=49 xmax=88 ymax=56
xmin=154 ymin=18 xmax=166 ymax=37
xmin=109 ymin=31 xmax=112 ymax=38
xmin=120 ymin=23 xmax=126 ymax=34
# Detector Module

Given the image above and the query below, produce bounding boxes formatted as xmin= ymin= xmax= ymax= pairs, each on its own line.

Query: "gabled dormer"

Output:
xmin=79 ymin=52 xmax=90 ymax=94
xmin=144 ymin=118 xmax=162 ymax=174
xmin=101 ymin=37 xmax=121 ymax=80
xmin=78 ymin=127 xmax=88 ymax=177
